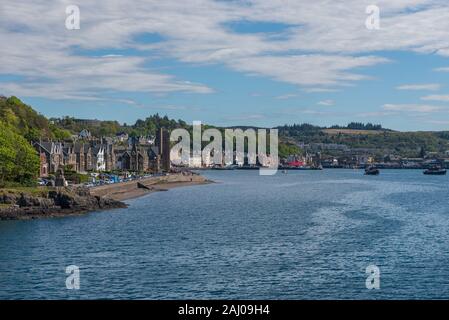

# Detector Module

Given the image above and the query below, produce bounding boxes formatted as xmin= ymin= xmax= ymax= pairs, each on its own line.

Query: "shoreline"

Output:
xmin=0 ymin=173 xmax=212 ymax=220
xmin=90 ymin=173 xmax=212 ymax=201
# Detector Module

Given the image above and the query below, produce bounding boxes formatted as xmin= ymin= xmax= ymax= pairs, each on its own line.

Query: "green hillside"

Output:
xmin=0 ymin=96 xmax=70 ymax=186
xmin=50 ymin=114 xmax=190 ymax=138
xmin=0 ymin=121 xmax=39 ymax=186
xmin=278 ymin=124 xmax=449 ymax=158
xmin=0 ymin=96 xmax=70 ymax=141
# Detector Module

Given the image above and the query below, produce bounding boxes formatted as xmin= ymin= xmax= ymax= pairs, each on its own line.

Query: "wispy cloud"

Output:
xmin=275 ymin=93 xmax=298 ymax=100
xmin=228 ymin=55 xmax=389 ymax=87
xmin=434 ymin=67 xmax=449 ymax=72
xmin=2 ymin=0 xmax=449 ymax=110
xmin=303 ymin=88 xmax=340 ymax=93
xmin=421 ymin=94 xmax=449 ymax=102
xmin=382 ymin=104 xmax=444 ymax=113
xmin=396 ymin=84 xmax=441 ymax=91
xmin=317 ymin=99 xmax=334 ymax=106
xmin=0 ymin=0 xmax=414 ymax=103
xmin=355 ymin=111 xmax=397 ymax=117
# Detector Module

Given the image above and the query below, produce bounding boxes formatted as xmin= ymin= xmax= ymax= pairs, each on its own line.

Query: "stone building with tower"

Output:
xmin=32 ymin=127 xmax=170 ymax=177
xmin=156 ymin=128 xmax=171 ymax=172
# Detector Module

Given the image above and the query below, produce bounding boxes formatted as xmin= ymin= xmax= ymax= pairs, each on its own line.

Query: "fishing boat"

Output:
xmin=211 ymin=165 xmax=237 ymax=170
xmin=364 ymin=166 xmax=380 ymax=175
xmin=423 ymin=165 xmax=447 ymax=175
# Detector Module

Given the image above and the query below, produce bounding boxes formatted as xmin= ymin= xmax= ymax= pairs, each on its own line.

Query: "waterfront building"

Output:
xmin=73 ymin=143 xmax=87 ymax=173
xmin=116 ymin=132 xmax=129 ymax=143
xmin=32 ymin=136 xmax=159 ymax=176
xmin=92 ymin=145 xmax=106 ymax=172
xmin=83 ymin=144 xmax=93 ymax=171
xmin=38 ymin=152 xmax=49 ymax=177
xmin=78 ymin=129 xmax=91 ymax=140
xmin=118 ymin=141 xmax=153 ymax=172
xmin=63 ymin=143 xmax=77 ymax=170
xmin=148 ymin=146 xmax=161 ymax=172
xmin=32 ymin=141 xmax=64 ymax=174
xmin=156 ymin=128 xmax=171 ymax=172
xmin=104 ymin=143 xmax=116 ymax=171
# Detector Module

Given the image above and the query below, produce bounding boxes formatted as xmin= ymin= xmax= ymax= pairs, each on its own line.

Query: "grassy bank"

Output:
xmin=0 ymin=186 xmax=50 ymax=197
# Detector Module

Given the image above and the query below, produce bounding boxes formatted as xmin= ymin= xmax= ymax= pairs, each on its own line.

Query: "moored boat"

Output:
xmin=211 ymin=165 xmax=236 ymax=170
xmin=364 ymin=166 xmax=380 ymax=175
xmin=424 ymin=165 xmax=447 ymax=175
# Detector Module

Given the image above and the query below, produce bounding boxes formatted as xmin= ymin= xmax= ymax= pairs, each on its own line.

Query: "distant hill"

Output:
xmin=50 ymin=114 xmax=190 ymax=138
xmin=329 ymin=122 xmax=388 ymax=131
xmin=323 ymin=128 xmax=387 ymax=135
xmin=279 ymin=122 xmax=449 ymax=158
xmin=2 ymin=95 xmax=449 ymax=159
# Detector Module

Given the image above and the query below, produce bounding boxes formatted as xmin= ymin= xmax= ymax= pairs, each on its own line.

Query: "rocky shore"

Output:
xmin=0 ymin=187 xmax=127 ymax=220
xmin=0 ymin=173 xmax=211 ymax=220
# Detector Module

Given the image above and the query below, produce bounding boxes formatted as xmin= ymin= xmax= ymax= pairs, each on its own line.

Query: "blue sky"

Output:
xmin=2 ymin=0 xmax=449 ymax=131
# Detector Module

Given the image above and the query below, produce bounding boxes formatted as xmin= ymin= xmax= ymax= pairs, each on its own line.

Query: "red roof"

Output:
xmin=287 ymin=160 xmax=305 ymax=167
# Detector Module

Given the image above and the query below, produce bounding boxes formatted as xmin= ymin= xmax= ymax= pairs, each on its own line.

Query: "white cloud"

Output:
xmin=396 ymin=84 xmax=441 ymax=91
xmin=228 ymin=55 xmax=389 ymax=86
xmin=302 ymin=110 xmax=327 ymax=115
xmin=1 ymin=0 xmax=449 ymax=103
xmin=317 ymin=99 xmax=334 ymax=106
xmin=434 ymin=67 xmax=449 ymax=72
xmin=355 ymin=111 xmax=397 ymax=117
xmin=421 ymin=95 xmax=449 ymax=102
xmin=382 ymin=104 xmax=444 ymax=113
xmin=276 ymin=93 xmax=298 ymax=100
xmin=303 ymin=88 xmax=340 ymax=93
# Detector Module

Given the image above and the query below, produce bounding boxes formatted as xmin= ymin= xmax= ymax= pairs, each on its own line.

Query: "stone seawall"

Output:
xmin=90 ymin=173 xmax=210 ymax=201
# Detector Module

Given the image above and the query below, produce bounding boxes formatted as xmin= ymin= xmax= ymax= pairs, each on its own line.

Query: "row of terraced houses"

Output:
xmin=33 ymin=128 xmax=171 ymax=177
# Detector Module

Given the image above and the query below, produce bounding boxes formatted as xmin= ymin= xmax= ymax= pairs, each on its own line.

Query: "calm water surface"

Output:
xmin=1 ymin=170 xmax=449 ymax=299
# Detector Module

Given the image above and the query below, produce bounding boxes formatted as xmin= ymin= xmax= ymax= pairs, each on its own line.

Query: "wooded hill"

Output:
xmin=2 ymin=95 xmax=449 ymax=187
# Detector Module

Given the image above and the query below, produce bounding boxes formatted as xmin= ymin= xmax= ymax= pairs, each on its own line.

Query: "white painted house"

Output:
xmin=92 ymin=145 xmax=106 ymax=171
xmin=78 ymin=129 xmax=91 ymax=139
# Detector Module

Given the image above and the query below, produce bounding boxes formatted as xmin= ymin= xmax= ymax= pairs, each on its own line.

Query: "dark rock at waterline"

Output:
xmin=0 ymin=187 xmax=127 ymax=220
xmin=2 ymin=193 xmax=18 ymax=204
xmin=18 ymin=194 xmax=54 ymax=208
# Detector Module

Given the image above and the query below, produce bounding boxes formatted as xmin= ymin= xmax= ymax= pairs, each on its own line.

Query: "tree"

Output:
xmin=0 ymin=121 xmax=39 ymax=185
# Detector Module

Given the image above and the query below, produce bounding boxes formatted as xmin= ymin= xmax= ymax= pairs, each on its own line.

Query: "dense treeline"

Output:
xmin=278 ymin=122 xmax=384 ymax=133
xmin=51 ymin=117 xmax=123 ymax=138
xmin=330 ymin=122 xmax=384 ymax=131
xmin=130 ymin=115 xmax=189 ymax=136
xmin=51 ymin=114 xmax=190 ymax=138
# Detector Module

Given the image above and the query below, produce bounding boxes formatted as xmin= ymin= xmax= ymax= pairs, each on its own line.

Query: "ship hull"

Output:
xmin=424 ymin=170 xmax=447 ymax=175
